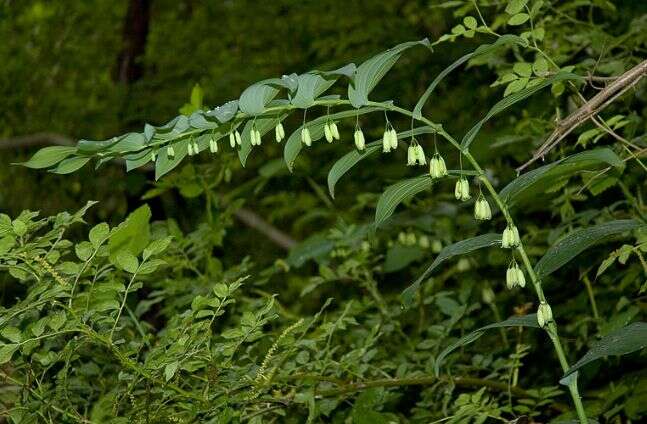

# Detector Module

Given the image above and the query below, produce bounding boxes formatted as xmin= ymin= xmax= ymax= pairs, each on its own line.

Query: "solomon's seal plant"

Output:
xmin=7 ymin=1 xmax=647 ymax=422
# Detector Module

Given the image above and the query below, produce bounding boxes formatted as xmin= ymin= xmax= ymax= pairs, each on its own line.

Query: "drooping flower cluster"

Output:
xmin=429 ymin=153 xmax=448 ymax=179
xmin=506 ymin=260 xmax=526 ymax=289
xmin=354 ymin=126 xmax=366 ymax=151
xmin=230 ymin=130 xmax=242 ymax=148
xmin=407 ymin=141 xmax=426 ymax=166
xmin=250 ymin=124 xmax=262 ymax=146
xmin=209 ymin=137 xmax=218 ymax=153
xmin=474 ymin=194 xmax=492 ymax=220
xmin=324 ymin=120 xmax=340 ymax=143
xmin=275 ymin=122 xmax=285 ymax=143
xmin=382 ymin=124 xmax=398 ymax=153
xmin=301 ymin=128 xmax=312 ymax=146
xmin=501 ymin=224 xmax=520 ymax=248
xmin=454 ymin=178 xmax=470 ymax=201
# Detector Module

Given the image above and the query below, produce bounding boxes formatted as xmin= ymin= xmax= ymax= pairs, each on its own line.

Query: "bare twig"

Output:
xmin=3 ymin=132 xmax=297 ymax=250
xmin=517 ymin=59 xmax=647 ymax=173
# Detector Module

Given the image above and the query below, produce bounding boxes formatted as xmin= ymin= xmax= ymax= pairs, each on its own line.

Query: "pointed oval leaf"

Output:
xmin=50 ymin=156 xmax=91 ymax=174
xmin=205 ymin=100 xmax=239 ymax=123
xmin=435 ymin=314 xmax=539 ymax=375
xmin=348 ymin=39 xmax=430 ymax=108
xmin=155 ymin=139 xmax=189 ymax=180
xmin=19 ymin=146 xmax=77 ymax=169
xmin=535 ymin=220 xmax=642 ymax=279
xmin=563 ymin=322 xmax=647 ymax=378
xmin=461 ymin=72 xmax=584 ymax=149
xmin=290 ymin=73 xmax=337 ymax=109
xmin=500 ymin=148 xmax=624 ymax=208
xmin=375 ymin=175 xmax=433 ymax=228
xmin=401 ymin=233 xmax=501 ymax=306
xmin=238 ymin=78 xmax=284 ymax=115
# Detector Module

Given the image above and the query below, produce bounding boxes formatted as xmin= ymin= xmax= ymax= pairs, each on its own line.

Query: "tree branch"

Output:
xmin=517 ymin=59 xmax=647 ymax=173
xmin=2 ymin=133 xmax=297 ymax=250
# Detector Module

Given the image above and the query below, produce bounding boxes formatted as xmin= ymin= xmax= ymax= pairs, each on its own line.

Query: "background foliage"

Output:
xmin=1 ymin=0 xmax=647 ymax=422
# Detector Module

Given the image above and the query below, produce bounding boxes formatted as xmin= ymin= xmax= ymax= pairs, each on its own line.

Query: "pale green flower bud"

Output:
xmin=418 ymin=235 xmax=430 ymax=249
xmin=537 ymin=302 xmax=553 ymax=328
xmin=432 ymin=240 xmax=442 ymax=253
xmin=235 ymin=130 xmax=242 ymax=146
xmin=415 ymin=144 xmax=426 ymax=165
xmin=229 ymin=132 xmax=236 ymax=148
xmin=429 ymin=154 xmax=448 ymax=178
xmin=330 ymin=121 xmax=340 ymax=140
xmin=275 ymin=122 xmax=285 ymax=142
xmin=255 ymin=128 xmax=262 ymax=146
xmin=301 ymin=128 xmax=312 ymax=146
xmin=516 ymin=267 xmax=526 ymax=288
xmin=324 ymin=122 xmax=334 ymax=143
xmin=474 ymin=195 xmax=492 ymax=220
xmin=354 ymin=128 xmax=365 ymax=151
xmin=457 ymin=258 xmax=471 ymax=271
xmin=150 ymin=151 xmax=156 ymax=162
xmin=502 ymin=224 xmax=521 ymax=248
xmin=460 ymin=179 xmax=470 ymax=201
xmin=398 ymin=232 xmax=407 ymax=244
xmin=209 ymin=138 xmax=218 ymax=153
xmin=194 ymin=141 xmax=200 ymax=154
xmin=389 ymin=129 xmax=398 ymax=150
xmin=455 ymin=178 xmax=472 ymax=201
xmin=482 ymin=287 xmax=495 ymax=305
xmin=167 ymin=146 xmax=175 ymax=158
xmin=506 ymin=264 xmax=518 ymax=289
xmin=407 ymin=145 xmax=416 ymax=166
xmin=187 ymin=142 xmax=194 ymax=156
xmin=382 ymin=129 xmax=391 ymax=153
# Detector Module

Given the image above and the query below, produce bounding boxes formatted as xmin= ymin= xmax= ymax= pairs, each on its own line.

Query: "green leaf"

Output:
xmin=535 ymin=220 xmax=642 ymax=278
xmin=50 ymin=156 xmax=91 ymax=174
xmin=1 ymin=326 xmax=22 ymax=343
xmin=327 ymin=126 xmax=435 ymax=198
xmin=108 ymin=205 xmax=151 ymax=265
xmin=374 ymin=175 xmax=433 ymax=228
xmin=286 ymin=234 xmax=334 ymax=268
xmin=290 ymin=73 xmax=337 ymax=109
xmin=0 ymin=343 xmax=19 ymax=365
xmin=348 ymin=39 xmax=430 ymax=108
xmin=461 ymin=72 xmax=584 ymax=149
xmin=238 ymin=78 xmax=283 ymax=115
xmin=205 ymin=100 xmax=239 ymax=123
xmin=115 ymin=251 xmax=139 ymax=274
xmin=463 ymin=16 xmax=478 ymax=30
xmin=89 ymin=223 xmax=110 ymax=248
xmin=164 ymin=361 xmax=180 ymax=382
xmin=414 ymin=35 xmax=527 ymax=119
xmin=563 ymin=322 xmax=647 ymax=378
xmin=435 ymin=314 xmax=539 ymax=375
xmin=19 ymin=146 xmax=77 ymax=169
xmin=283 ymin=106 xmax=384 ymax=171
xmin=500 ymin=148 xmax=623 ymax=208
xmin=143 ymin=237 xmax=172 ymax=260
xmin=401 ymin=234 xmax=501 ymax=306
xmin=505 ymin=0 xmax=528 ymax=14
xmin=513 ymin=62 xmax=532 ymax=77
xmin=508 ymin=13 xmax=530 ymax=25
